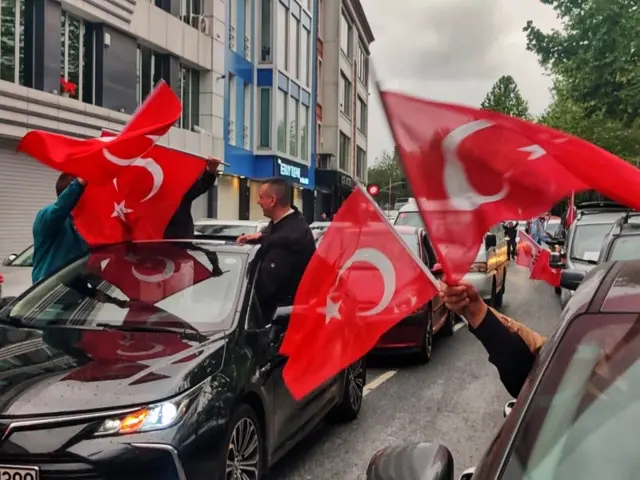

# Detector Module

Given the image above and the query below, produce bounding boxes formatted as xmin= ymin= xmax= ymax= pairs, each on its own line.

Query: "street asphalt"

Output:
xmin=267 ymin=262 xmax=563 ymax=480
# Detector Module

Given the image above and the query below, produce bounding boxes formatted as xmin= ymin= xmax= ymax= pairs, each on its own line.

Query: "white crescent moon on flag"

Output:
xmin=112 ymin=156 xmax=164 ymax=202
xmin=96 ymin=134 xmax=161 ymax=166
xmin=131 ymin=257 xmax=176 ymax=282
xmin=116 ymin=342 xmax=164 ymax=356
xmin=337 ymin=248 xmax=396 ymax=316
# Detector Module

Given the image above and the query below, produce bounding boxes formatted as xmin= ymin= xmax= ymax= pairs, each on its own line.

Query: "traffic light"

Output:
xmin=367 ymin=184 xmax=380 ymax=196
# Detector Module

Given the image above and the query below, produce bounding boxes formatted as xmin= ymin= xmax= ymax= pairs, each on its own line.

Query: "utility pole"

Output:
xmin=388 ymin=177 xmax=392 ymax=215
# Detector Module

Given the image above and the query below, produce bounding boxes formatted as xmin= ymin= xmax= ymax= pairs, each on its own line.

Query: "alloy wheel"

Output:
xmin=226 ymin=417 xmax=260 ymax=480
xmin=347 ymin=360 xmax=365 ymax=411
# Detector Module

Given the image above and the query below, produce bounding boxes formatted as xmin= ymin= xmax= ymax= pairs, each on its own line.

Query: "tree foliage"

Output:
xmin=481 ymin=75 xmax=531 ymax=119
xmin=367 ymin=150 xmax=411 ymax=207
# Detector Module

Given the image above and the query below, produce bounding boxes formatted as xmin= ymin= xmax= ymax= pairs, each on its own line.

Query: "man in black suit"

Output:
xmin=237 ymin=178 xmax=316 ymax=314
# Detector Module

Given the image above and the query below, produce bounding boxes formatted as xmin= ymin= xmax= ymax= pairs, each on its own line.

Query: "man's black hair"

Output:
xmin=56 ymin=173 xmax=75 ymax=196
xmin=263 ymin=177 xmax=291 ymax=207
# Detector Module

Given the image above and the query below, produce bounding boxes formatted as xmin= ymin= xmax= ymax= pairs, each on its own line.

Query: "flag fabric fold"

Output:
xmin=379 ymin=91 xmax=640 ymax=282
xmin=516 ymin=230 xmax=562 ymax=287
xmin=281 ymin=186 xmax=439 ymax=400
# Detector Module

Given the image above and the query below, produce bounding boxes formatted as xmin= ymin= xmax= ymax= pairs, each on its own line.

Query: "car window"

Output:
xmin=195 ymin=224 xmax=257 ymax=236
xmin=503 ymin=314 xmax=640 ymax=480
xmin=399 ymin=232 xmax=421 ymax=259
xmin=394 ymin=211 xmax=423 ymax=228
xmin=606 ymin=235 xmax=640 ymax=261
xmin=7 ymin=245 xmax=34 ymax=267
xmin=4 ymin=243 xmax=245 ymax=332
xmin=545 ymin=220 xmax=561 ymax=235
xmin=570 ymin=224 xmax=614 ymax=262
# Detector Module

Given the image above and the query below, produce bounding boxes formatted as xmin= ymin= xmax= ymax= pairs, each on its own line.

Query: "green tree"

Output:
xmin=481 ymin=75 xmax=531 ymax=119
xmin=367 ymin=149 xmax=411 ymax=208
xmin=524 ymin=0 xmax=640 ymax=127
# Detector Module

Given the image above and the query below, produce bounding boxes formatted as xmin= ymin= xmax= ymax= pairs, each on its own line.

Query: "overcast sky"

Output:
xmin=361 ymin=0 xmax=562 ymax=164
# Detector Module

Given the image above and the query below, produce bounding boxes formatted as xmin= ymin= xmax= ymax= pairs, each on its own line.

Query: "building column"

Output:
xmin=26 ymin=0 xmax=61 ymax=93
xmin=238 ymin=178 xmax=250 ymax=220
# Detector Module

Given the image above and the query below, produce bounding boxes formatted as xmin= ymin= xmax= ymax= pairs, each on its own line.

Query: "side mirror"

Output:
xmin=560 ymin=269 xmax=586 ymax=291
xmin=2 ymin=254 xmax=16 ymax=266
xmin=272 ymin=306 xmax=293 ymax=328
xmin=484 ymin=234 xmax=497 ymax=250
xmin=459 ymin=467 xmax=476 ymax=480
xmin=431 ymin=263 xmax=443 ymax=275
xmin=504 ymin=399 xmax=516 ymax=418
xmin=549 ymin=252 xmax=565 ymax=269
xmin=366 ymin=442 xmax=454 ymax=480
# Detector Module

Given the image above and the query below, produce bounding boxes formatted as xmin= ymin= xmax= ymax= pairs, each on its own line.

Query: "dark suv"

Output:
xmin=598 ymin=212 xmax=640 ymax=263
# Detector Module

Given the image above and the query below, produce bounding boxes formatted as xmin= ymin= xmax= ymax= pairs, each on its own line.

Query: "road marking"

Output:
xmin=453 ymin=322 xmax=466 ymax=333
xmin=364 ymin=370 xmax=397 ymax=396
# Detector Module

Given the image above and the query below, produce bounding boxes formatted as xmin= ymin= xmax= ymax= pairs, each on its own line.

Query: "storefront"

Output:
xmin=315 ymin=169 xmax=355 ymax=218
xmin=273 ymin=157 xmax=315 ymax=222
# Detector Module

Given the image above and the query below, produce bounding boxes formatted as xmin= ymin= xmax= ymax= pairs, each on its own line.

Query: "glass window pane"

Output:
xmin=276 ymin=90 xmax=287 ymax=153
xmin=0 ymin=0 xmax=17 ymax=83
xmin=82 ymin=25 xmax=94 ymax=104
xmin=190 ymin=69 xmax=200 ymax=130
xmin=140 ymin=47 xmax=153 ymax=102
xmin=277 ymin=3 xmax=287 ymax=70
xmin=260 ymin=0 xmax=271 ymax=62
xmin=60 ymin=12 xmax=66 ymax=84
xmin=67 ymin=16 xmax=81 ymax=99
xmin=300 ymin=105 xmax=308 ymax=160
xmin=180 ymin=65 xmax=190 ymax=129
xmin=289 ymin=96 xmax=297 ymax=156
xmin=259 ymin=88 xmax=271 ymax=148
xmin=289 ymin=18 xmax=297 ymax=76
xmin=18 ymin=0 xmax=25 ymax=85
xmin=300 ymin=28 xmax=308 ymax=86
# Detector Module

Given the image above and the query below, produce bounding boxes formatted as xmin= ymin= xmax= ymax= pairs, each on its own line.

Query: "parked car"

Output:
xmin=365 ymin=259 xmax=640 ymax=480
xmin=310 ymin=221 xmax=331 ymax=240
xmin=0 ymin=239 xmax=365 ymax=480
xmin=194 ymin=219 xmax=269 ymax=237
xmin=555 ymin=201 xmax=629 ymax=308
xmin=0 ymin=244 xmax=34 ymax=305
xmin=394 ymin=204 xmax=508 ymax=307
xmin=373 ymin=226 xmax=456 ymax=362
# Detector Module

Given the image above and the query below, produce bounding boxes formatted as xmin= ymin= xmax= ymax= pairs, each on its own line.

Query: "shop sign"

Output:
xmin=276 ymin=158 xmax=309 ymax=185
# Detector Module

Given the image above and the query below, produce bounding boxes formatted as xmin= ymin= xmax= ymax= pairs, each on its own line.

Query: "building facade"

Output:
xmin=315 ymin=0 xmax=372 ymax=217
xmin=222 ymin=0 xmax=317 ymax=222
xmin=0 ymin=0 xmax=226 ymax=260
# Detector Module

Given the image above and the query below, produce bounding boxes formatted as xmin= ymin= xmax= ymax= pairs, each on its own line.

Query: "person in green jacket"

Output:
xmin=32 ymin=174 xmax=88 ymax=284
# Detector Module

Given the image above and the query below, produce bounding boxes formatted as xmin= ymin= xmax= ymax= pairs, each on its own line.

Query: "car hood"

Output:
xmin=568 ymin=260 xmax=596 ymax=273
xmin=0 ymin=267 xmax=32 ymax=298
xmin=0 ymin=324 xmax=226 ymax=416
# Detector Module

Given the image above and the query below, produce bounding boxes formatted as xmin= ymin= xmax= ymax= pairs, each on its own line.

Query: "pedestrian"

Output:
xmin=164 ymin=158 xmax=222 ymax=239
xmin=530 ymin=216 xmax=544 ymax=244
xmin=236 ymin=178 xmax=316 ymax=314
xmin=502 ymin=221 xmax=519 ymax=260
xmin=320 ymin=212 xmax=328 ymax=221
xmin=439 ymin=281 xmax=546 ymax=397
xmin=32 ymin=174 xmax=88 ymax=284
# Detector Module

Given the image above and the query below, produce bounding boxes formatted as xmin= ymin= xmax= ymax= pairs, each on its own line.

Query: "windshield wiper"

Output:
xmin=94 ymin=323 xmax=207 ymax=342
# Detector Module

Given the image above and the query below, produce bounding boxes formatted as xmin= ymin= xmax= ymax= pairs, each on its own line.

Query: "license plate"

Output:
xmin=0 ymin=466 xmax=39 ymax=480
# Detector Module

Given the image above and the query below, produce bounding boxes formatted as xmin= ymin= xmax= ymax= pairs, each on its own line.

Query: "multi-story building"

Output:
xmin=315 ymin=0 xmax=372 ymax=216
xmin=221 ymin=0 xmax=317 ymax=222
xmin=0 ymin=0 xmax=226 ymax=260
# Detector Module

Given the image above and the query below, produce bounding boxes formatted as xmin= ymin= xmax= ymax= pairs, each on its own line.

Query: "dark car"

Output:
xmin=0 ymin=240 xmax=365 ymax=480
xmin=374 ymin=226 xmax=456 ymax=363
xmin=363 ymin=259 xmax=640 ymax=480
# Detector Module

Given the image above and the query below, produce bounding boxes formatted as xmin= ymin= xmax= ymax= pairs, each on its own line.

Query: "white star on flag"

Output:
xmin=518 ymin=144 xmax=546 ymax=160
xmin=111 ymin=200 xmax=133 ymax=221
xmin=321 ymin=296 xmax=342 ymax=324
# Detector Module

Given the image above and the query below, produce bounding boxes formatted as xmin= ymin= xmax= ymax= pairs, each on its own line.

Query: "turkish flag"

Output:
xmin=86 ymin=243 xmax=212 ymax=303
xmin=566 ymin=191 xmax=577 ymax=227
xmin=73 ymin=131 xmax=205 ymax=244
xmin=63 ymin=361 xmax=148 ymax=382
xmin=17 ymin=81 xmax=181 ymax=184
xmin=516 ymin=231 xmax=561 ymax=287
xmin=281 ymin=186 xmax=439 ymax=400
xmin=380 ymin=92 xmax=640 ymax=281
xmin=516 ymin=230 xmax=540 ymax=270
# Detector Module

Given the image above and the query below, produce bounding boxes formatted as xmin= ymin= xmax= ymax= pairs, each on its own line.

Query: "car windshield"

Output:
xmin=399 ymin=233 xmax=420 ymax=257
xmin=503 ymin=314 xmax=640 ymax=480
xmin=195 ymin=224 xmax=257 ymax=236
xmin=7 ymin=245 xmax=34 ymax=267
xmin=570 ymin=224 xmax=614 ymax=262
xmin=606 ymin=235 xmax=640 ymax=261
xmin=545 ymin=220 xmax=560 ymax=235
xmin=394 ymin=211 xmax=423 ymax=228
xmin=2 ymin=242 xmax=244 ymax=332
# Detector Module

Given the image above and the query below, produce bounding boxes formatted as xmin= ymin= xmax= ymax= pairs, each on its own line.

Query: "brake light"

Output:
xmin=469 ymin=262 xmax=488 ymax=273
xmin=0 ymin=273 xmax=3 ymax=284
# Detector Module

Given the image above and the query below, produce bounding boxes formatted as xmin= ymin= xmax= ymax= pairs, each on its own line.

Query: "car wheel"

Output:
xmin=221 ymin=404 xmax=263 ymax=480
xmin=329 ymin=358 xmax=366 ymax=422
xmin=416 ymin=312 xmax=433 ymax=363
xmin=441 ymin=310 xmax=456 ymax=337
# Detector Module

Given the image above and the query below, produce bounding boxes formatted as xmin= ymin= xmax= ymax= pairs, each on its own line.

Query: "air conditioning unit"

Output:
xmin=190 ymin=14 xmax=210 ymax=35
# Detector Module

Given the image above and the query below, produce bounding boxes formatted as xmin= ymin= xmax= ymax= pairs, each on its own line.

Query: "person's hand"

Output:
xmin=206 ymin=157 xmax=222 ymax=174
xmin=237 ymin=232 xmax=263 ymax=244
xmin=77 ymin=177 xmax=86 ymax=185
xmin=439 ymin=281 xmax=488 ymax=328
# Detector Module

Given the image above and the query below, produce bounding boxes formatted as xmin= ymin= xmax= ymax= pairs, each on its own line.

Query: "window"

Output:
xmin=357 ymin=45 xmax=368 ymax=84
xmin=243 ymin=82 xmax=250 ymax=148
xmin=316 ymin=123 xmax=322 ymax=156
xmin=260 ymin=0 xmax=272 ymax=62
xmin=340 ymin=11 xmax=351 ymax=56
xmin=277 ymin=3 xmax=288 ymax=70
xmin=289 ymin=95 xmax=298 ymax=156
xmin=180 ymin=0 xmax=202 ymax=25
xmin=60 ymin=12 xmax=84 ymax=100
xmin=137 ymin=46 xmax=158 ymax=105
xmin=229 ymin=73 xmax=237 ymax=145
xmin=357 ymin=96 xmax=367 ymax=133
xmin=258 ymin=88 xmax=271 ymax=148
xmin=179 ymin=65 xmax=200 ymax=130
xmin=243 ymin=0 xmax=251 ymax=59
xmin=1 ymin=0 xmax=30 ymax=86
xmin=317 ymin=0 xmax=323 ymax=38
xmin=356 ymin=147 xmax=366 ymax=179
xmin=276 ymin=89 xmax=287 ymax=152
xmin=300 ymin=104 xmax=308 ymax=160
xmin=300 ymin=28 xmax=309 ymax=86
xmin=340 ymin=73 xmax=351 ymax=116
xmin=289 ymin=18 xmax=298 ymax=77
xmin=339 ymin=132 xmax=350 ymax=171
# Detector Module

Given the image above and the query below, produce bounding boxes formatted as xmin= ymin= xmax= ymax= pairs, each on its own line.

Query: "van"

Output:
xmin=395 ymin=200 xmax=508 ymax=306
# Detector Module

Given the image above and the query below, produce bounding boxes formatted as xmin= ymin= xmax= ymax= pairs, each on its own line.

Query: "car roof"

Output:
xmin=575 ymin=211 xmax=628 ymax=225
xmin=310 ymin=221 xmax=331 ymax=227
xmin=394 ymin=225 xmax=421 ymax=234
xmin=105 ymin=239 xmax=261 ymax=257
xmin=194 ymin=219 xmax=267 ymax=226
xmin=398 ymin=199 xmax=418 ymax=213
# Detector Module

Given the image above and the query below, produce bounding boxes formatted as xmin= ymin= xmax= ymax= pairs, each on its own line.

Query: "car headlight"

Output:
xmin=95 ymin=397 xmax=193 ymax=436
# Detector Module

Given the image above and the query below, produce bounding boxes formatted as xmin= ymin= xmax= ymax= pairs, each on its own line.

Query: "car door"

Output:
xmin=421 ymin=231 xmax=447 ymax=331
